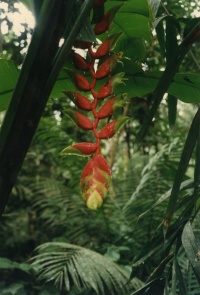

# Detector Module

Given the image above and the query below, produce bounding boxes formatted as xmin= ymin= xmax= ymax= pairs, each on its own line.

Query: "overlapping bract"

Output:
xmin=62 ymin=0 xmax=128 ymax=209
xmin=80 ymin=154 xmax=111 ymax=210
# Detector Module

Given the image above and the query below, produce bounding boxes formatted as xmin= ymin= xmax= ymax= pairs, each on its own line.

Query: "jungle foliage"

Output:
xmin=0 ymin=0 xmax=200 ymax=294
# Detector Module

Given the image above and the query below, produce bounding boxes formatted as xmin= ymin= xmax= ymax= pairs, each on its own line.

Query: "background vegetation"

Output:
xmin=0 ymin=0 xmax=200 ymax=294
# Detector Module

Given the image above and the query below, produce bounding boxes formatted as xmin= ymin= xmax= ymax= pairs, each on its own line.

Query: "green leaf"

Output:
xmin=176 ymin=260 xmax=188 ymax=295
xmin=155 ymin=18 xmax=166 ymax=57
xmin=2 ymin=65 xmax=200 ymax=115
xmin=31 ymin=242 xmax=129 ymax=294
xmin=0 ymin=283 xmax=25 ymax=295
xmin=167 ymin=94 xmax=177 ymax=129
xmin=0 ymin=60 xmax=19 ymax=112
xmin=130 ymin=277 xmax=165 ymax=295
xmin=168 ymin=74 xmax=200 ymax=103
xmin=50 ymin=69 xmax=76 ymax=98
xmin=117 ymin=70 xmax=200 ymax=103
xmin=105 ymin=0 xmax=152 ymax=59
xmin=165 ymin=16 xmax=179 ymax=62
xmin=0 ymin=257 xmax=32 ymax=274
xmin=114 ymin=14 xmax=150 ymax=41
xmin=104 ymin=246 xmax=120 ymax=262
xmin=182 ymin=222 xmax=200 ymax=285
xmin=165 ymin=108 xmax=200 ymax=225
xmin=117 ymin=37 xmax=146 ymax=61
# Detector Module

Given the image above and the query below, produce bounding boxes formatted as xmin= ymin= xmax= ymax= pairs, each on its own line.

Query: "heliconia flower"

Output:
xmin=98 ymin=116 xmax=129 ymax=139
xmin=61 ymin=142 xmax=97 ymax=157
xmin=94 ymin=5 xmax=122 ymax=35
xmin=94 ymin=0 xmax=106 ymax=7
xmin=80 ymin=154 xmax=111 ymax=210
xmin=73 ymin=40 xmax=92 ymax=49
xmin=98 ymin=94 xmax=126 ymax=119
xmin=73 ymin=52 xmax=89 ymax=71
xmin=65 ymin=110 xmax=93 ymax=130
xmin=64 ymin=91 xmax=92 ymax=111
xmin=90 ymin=32 xmax=123 ymax=59
xmin=95 ymin=52 xmax=123 ymax=79
xmin=97 ymin=72 xmax=125 ymax=99
xmin=75 ymin=73 xmax=90 ymax=91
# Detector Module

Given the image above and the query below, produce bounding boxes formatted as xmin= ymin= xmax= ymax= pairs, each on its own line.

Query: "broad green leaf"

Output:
xmin=105 ymin=0 xmax=152 ymax=60
xmin=117 ymin=70 xmax=200 ymax=103
xmin=50 ymin=69 xmax=75 ymax=98
xmin=114 ymin=14 xmax=151 ymax=42
xmin=117 ymin=37 xmax=146 ymax=61
xmin=168 ymin=74 xmax=200 ymax=103
xmin=0 ymin=60 xmax=19 ymax=112
xmin=1 ymin=60 xmax=200 ymax=110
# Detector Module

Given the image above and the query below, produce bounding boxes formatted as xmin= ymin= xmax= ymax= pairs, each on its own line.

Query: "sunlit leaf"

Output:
xmin=0 ymin=60 xmax=19 ymax=112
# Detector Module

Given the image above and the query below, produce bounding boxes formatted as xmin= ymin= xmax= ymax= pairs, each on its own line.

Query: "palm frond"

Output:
xmin=31 ymin=242 xmax=129 ymax=295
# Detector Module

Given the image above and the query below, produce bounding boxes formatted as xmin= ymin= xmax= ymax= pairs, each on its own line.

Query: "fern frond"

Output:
xmin=31 ymin=242 xmax=129 ymax=294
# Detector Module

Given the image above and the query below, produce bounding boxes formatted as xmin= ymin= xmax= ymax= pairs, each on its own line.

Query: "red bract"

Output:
xmin=73 ymin=40 xmax=92 ymax=49
xmin=62 ymin=4 xmax=128 ymax=210
xmin=94 ymin=5 xmax=122 ymax=35
xmin=97 ymin=80 xmax=113 ymax=100
xmin=97 ymin=73 xmax=125 ymax=99
xmin=73 ymin=52 xmax=89 ymax=71
xmin=61 ymin=142 xmax=97 ymax=156
xmin=98 ymin=97 xmax=116 ymax=118
xmin=91 ymin=33 xmax=123 ymax=58
xmin=74 ymin=112 xmax=93 ymax=130
xmin=75 ymin=73 xmax=90 ymax=91
xmin=96 ymin=52 xmax=123 ymax=79
xmin=73 ymin=92 xmax=92 ymax=111
xmin=73 ymin=142 xmax=97 ymax=155
xmin=94 ymin=10 xmax=111 ymax=35
xmin=98 ymin=117 xmax=129 ymax=139
xmin=98 ymin=120 xmax=116 ymax=139
xmin=80 ymin=154 xmax=111 ymax=210
xmin=98 ymin=95 xmax=125 ymax=118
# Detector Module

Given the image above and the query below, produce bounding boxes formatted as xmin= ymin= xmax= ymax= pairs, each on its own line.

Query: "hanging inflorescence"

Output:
xmin=62 ymin=0 xmax=129 ymax=210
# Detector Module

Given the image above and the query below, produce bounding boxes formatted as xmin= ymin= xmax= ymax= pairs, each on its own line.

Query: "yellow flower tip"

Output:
xmin=86 ymin=191 xmax=103 ymax=210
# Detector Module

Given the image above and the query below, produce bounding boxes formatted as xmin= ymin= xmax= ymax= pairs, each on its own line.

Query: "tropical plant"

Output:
xmin=1 ymin=0 xmax=200 ymax=294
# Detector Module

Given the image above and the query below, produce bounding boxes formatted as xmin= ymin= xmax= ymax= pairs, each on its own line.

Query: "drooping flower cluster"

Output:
xmin=62 ymin=0 xmax=128 ymax=210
